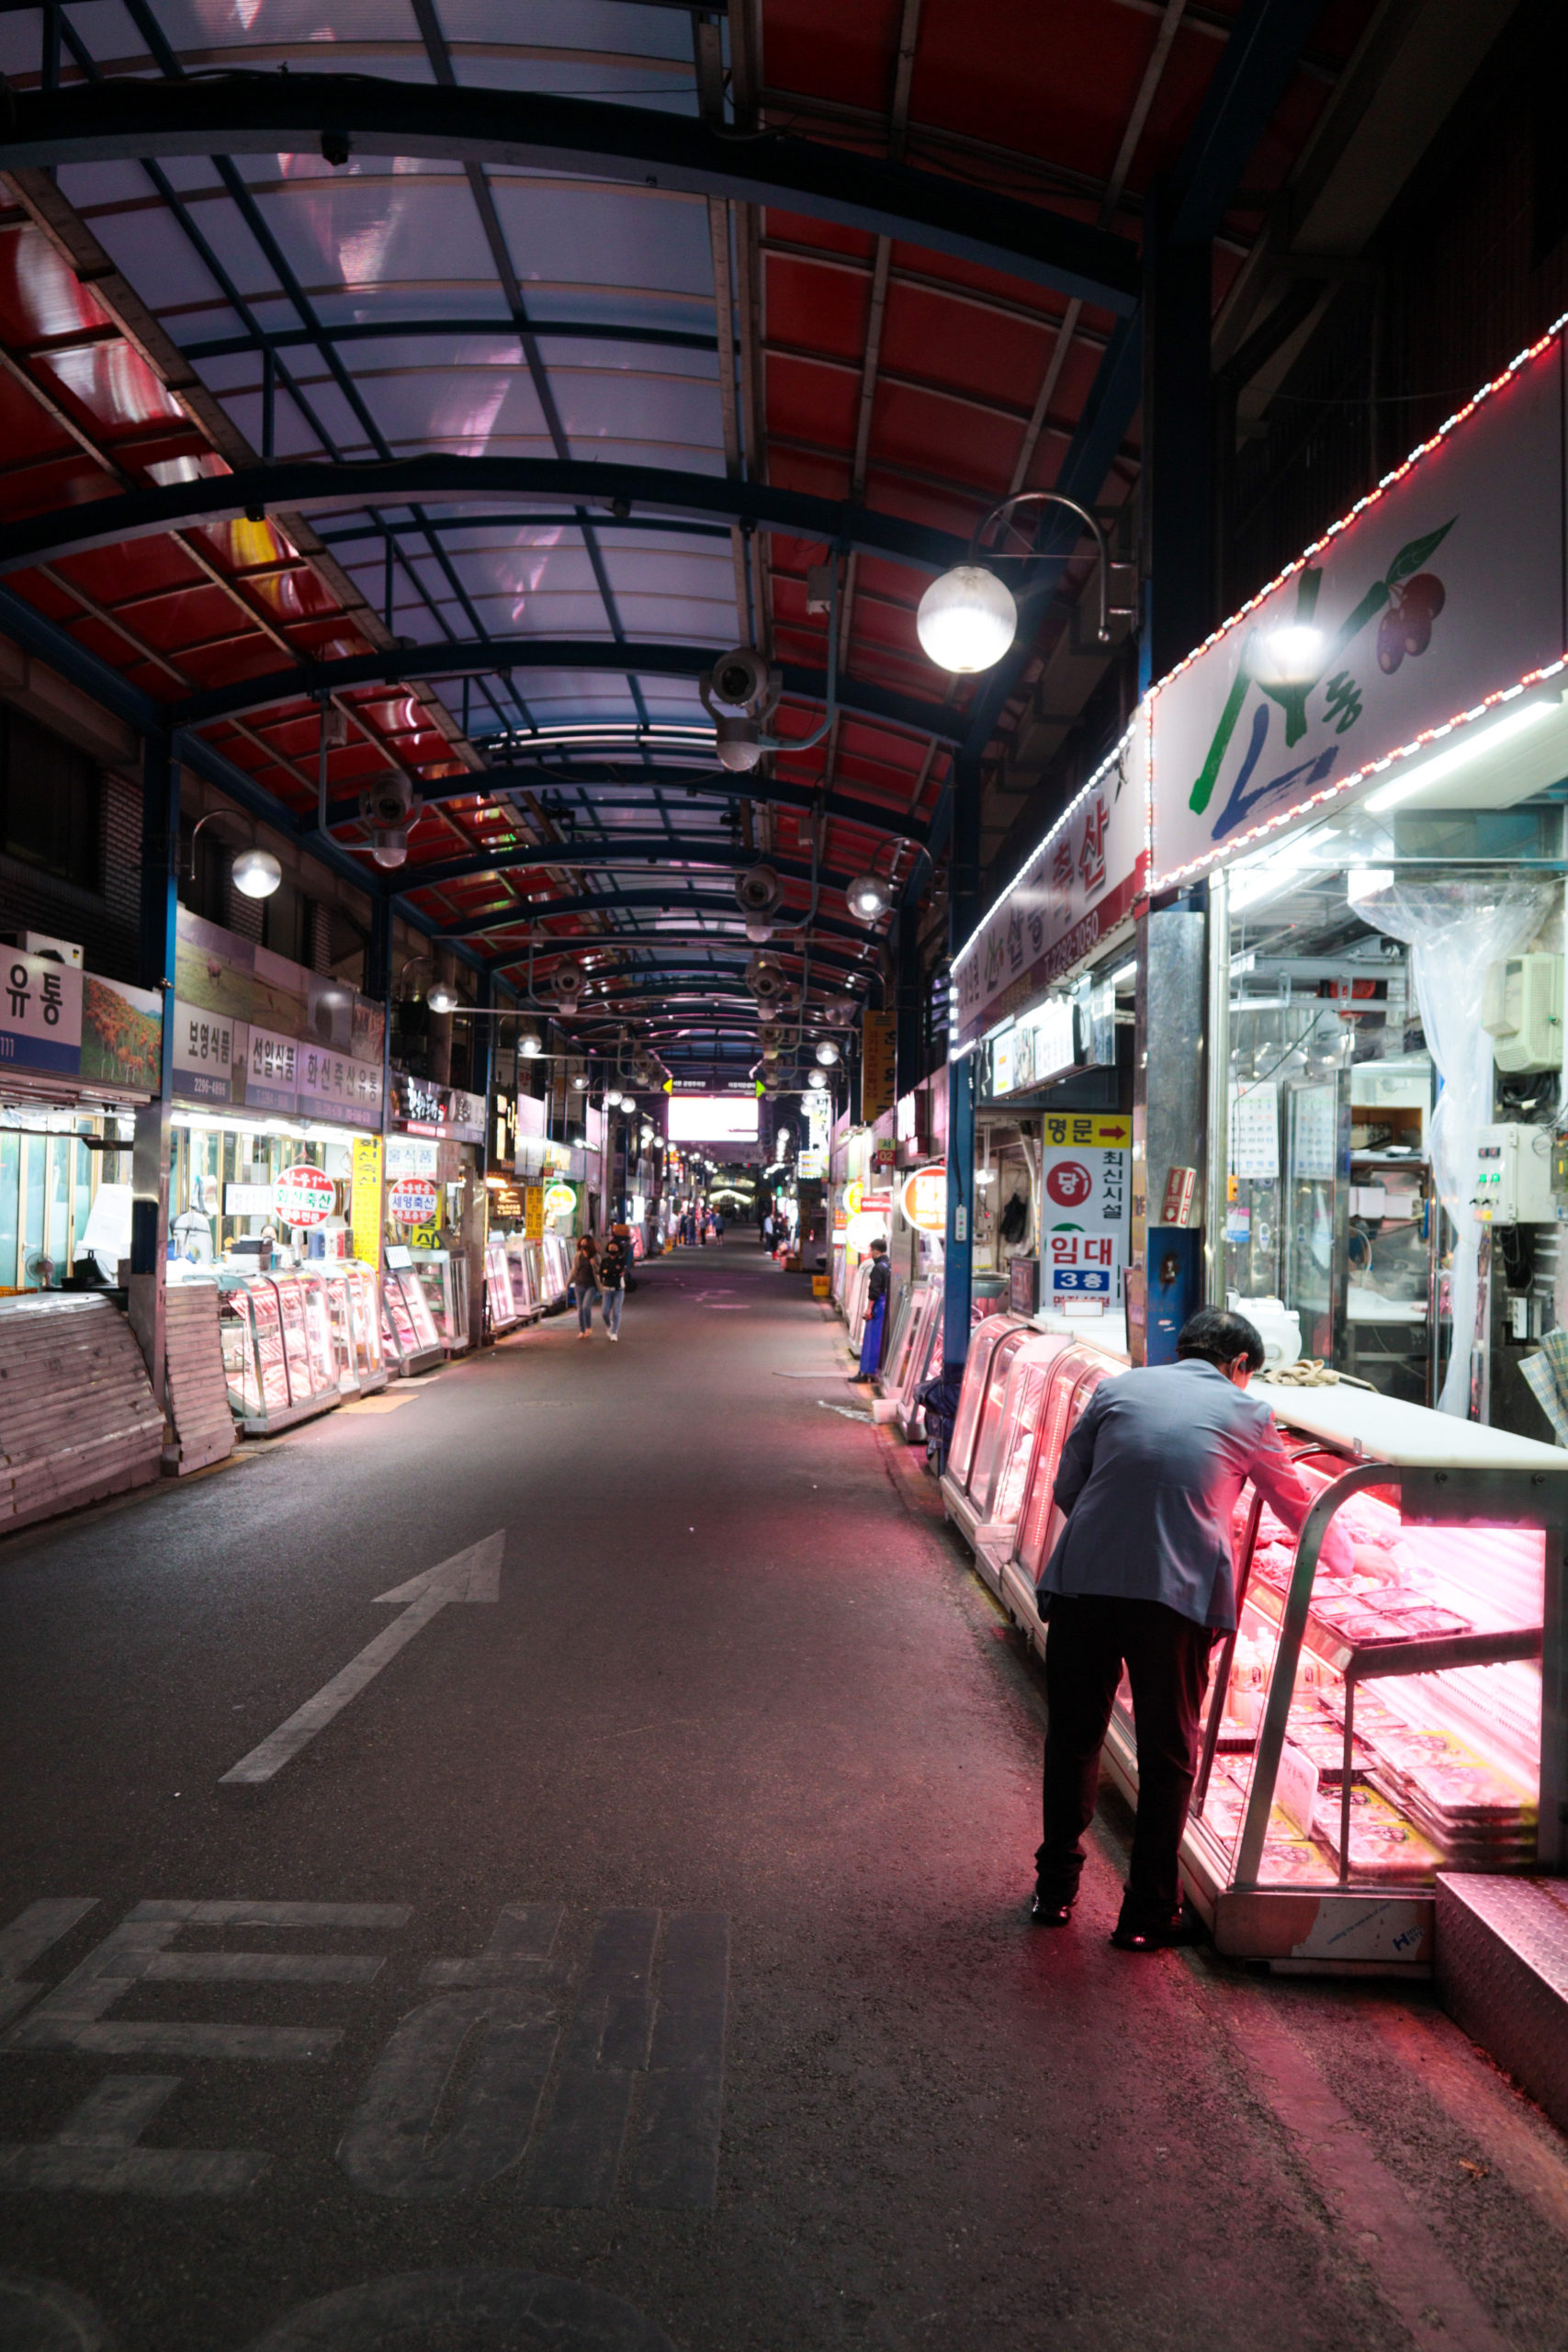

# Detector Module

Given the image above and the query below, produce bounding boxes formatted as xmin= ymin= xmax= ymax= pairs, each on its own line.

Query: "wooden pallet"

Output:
xmin=0 ymin=1293 xmax=164 ymax=1531
xmin=164 ymin=1283 xmax=236 ymax=1475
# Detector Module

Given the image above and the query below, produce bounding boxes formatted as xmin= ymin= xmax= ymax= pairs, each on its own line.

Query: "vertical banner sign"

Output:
xmin=1040 ymin=1125 xmax=1131 ymax=1309
xmin=350 ymin=1136 xmax=384 ymax=1263
xmin=525 ymin=1184 xmax=545 ymax=1240
xmin=860 ymin=1010 xmax=897 ymax=1124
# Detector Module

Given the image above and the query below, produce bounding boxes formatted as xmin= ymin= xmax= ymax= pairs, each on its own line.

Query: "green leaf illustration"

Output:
xmin=1384 ymin=517 xmax=1455 ymax=589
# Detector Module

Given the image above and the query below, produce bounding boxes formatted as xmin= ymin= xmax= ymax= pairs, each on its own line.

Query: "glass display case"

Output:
xmin=944 ymin=1313 xmax=1027 ymax=1493
xmin=381 ymin=1258 xmax=444 ymax=1374
xmin=318 ymin=1262 xmax=386 ymax=1395
xmin=505 ymin=1238 xmax=539 ymax=1315
xmin=485 ymin=1238 xmax=519 ymax=1332
xmin=943 ymin=1334 xmax=1568 ymax=1970
xmin=217 ymin=1271 xmax=344 ymax=1434
xmin=844 ymin=1256 xmax=874 ymax=1356
xmin=539 ymin=1234 xmax=571 ymax=1302
xmin=411 ymin=1248 xmax=467 ymax=1354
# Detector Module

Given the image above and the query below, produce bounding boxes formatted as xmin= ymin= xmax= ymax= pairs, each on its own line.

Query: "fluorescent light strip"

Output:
xmin=1362 ymin=696 xmax=1557 ymax=811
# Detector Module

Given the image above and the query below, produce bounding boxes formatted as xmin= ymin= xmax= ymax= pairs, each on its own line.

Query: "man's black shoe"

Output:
xmin=1030 ymin=1891 xmax=1075 ymax=1926
xmin=1110 ymin=1909 xmax=1202 ymax=1953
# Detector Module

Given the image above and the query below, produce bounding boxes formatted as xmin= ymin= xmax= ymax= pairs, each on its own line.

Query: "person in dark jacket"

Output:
xmin=1031 ymin=1306 xmax=1352 ymax=1950
xmin=570 ymin=1236 xmax=600 ymax=1339
xmin=855 ymin=1238 xmax=890 ymax=1380
xmin=599 ymin=1227 xmax=630 ymax=1339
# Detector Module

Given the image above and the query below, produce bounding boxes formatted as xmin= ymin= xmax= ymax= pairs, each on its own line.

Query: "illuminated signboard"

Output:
xmin=901 ymin=1162 xmax=947 ymax=1235
xmin=388 ymin=1175 xmax=439 ymax=1227
xmin=667 ymin=1094 xmax=760 ymax=1143
xmin=273 ymin=1163 xmax=335 ymax=1229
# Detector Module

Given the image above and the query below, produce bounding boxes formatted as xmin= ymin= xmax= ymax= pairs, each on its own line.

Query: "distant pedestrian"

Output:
xmin=856 ymin=1238 xmax=890 ymax=1379
xmin=599 ymin=1225 xmax=630 ymax=1339
xmin=571 ymin=1236 xmax=601 ymax=1340
xmin=761 ymin=1210 xmax=774 ymax=1248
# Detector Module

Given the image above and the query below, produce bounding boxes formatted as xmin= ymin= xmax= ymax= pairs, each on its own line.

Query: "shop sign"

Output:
xmin=901 ymin=1162 xmax=947 ymax=1235
xmin=1040 ymin=1113 xmax=1131 ymax=1149
xmin=1150 ymin=322 xmax=1566 ymax=888
xmin=1042 ymin=1142 xmax=1129 ymax=1305
xmin=273 ymin=1162 xmax=336 ymax=1229
xmin=0 ymin=952 xmax=83 ymax=1075
xmin=173 ymin=999 xmax=240 ymax=1102
xmin=861 ymin=1192 xmax=892 ymax=1212
xmin=873 ymin=1142 xmax=896 ymax=1172
xmin=994 ymin=996 xmax=1077 ymax=1095
xmin=391 ymin=1072 xmax=487 ymax=1141
xmin=246 ymin=1025 xmax=299 ymax=1113
xmin=860 ymin=1009 xmax=897 ymax=1124
xmin=81 ymin=974 xmax=162 ymax=1094
xmin=387 ymin=1137 xmax=438 ymax=1179
xmin=389 ymin=1174 xmax=439 ymax=1226
xmin=351 ymin=1136 xmax=384 ymax=1262
xmin=953 ymin=720 xmax=1148 ymax=1048
xmin=843 ymin=1180 xmax=863 ymax=1217
xmin=298 ymin=1041 xmax=382 ymax=1128
xmin=524 ymin=1184 xmax=545 ymax=1241
xmin=543 ymin=1180 xmax=576 ymax=1222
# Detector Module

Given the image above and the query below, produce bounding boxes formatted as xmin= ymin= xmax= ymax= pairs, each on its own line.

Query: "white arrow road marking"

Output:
xmin=220 ymin=1532 xmax=505 ymax=1785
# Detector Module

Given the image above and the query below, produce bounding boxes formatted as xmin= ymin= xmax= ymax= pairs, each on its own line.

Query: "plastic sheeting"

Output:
xmin=1374 ymin=879 xmax=1556 ymax=1416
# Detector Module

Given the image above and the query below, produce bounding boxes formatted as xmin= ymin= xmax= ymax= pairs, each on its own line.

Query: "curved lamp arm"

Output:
xmin=969 ymin=489 xmax=1112 ymax=649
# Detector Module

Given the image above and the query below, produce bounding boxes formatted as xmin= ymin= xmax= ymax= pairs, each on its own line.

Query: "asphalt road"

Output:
xmin=1 ymin=1238 xmax=1567 ymax=2352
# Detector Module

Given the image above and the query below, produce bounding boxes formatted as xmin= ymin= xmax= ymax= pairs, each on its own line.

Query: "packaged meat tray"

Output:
xmin=1312 ymin=1783 xmax=1443 ymax=1882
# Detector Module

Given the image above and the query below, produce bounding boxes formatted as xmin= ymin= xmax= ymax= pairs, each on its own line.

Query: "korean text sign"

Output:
xmin=0 ymin=953 xmax=83 ymax=1074
xmin=1041 ymin=1133 xmax=1129 ymax=1307
xmin=1150 ymin=327 xmax=1565 ymax=886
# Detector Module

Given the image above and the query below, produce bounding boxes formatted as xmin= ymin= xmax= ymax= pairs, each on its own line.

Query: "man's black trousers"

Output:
xmin=1034 ymin=1593 xmax=1215 ymax=1928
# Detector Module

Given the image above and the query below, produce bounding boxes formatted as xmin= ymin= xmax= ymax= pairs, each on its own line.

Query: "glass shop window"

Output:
xmin=0 ymin=709 xmax=100 ymax=889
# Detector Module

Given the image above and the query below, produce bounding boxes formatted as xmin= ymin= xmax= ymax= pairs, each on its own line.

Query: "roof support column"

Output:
xmin=1142 ymin=184 xmax=1215 ymax=685
xmin=942 ymin=752 xmax=983 ymax=1382
xmin=895 ymin=902 xmax=923 ymax=1103
xmin=128 ymin=727 xmax=179 ymax=1408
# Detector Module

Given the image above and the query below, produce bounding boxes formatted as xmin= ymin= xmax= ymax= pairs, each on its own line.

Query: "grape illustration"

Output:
xmin=1377 ymin=609 xmax=1405 ymax=673
xmin=1379 ymin=571 xmax=1445 ymax=672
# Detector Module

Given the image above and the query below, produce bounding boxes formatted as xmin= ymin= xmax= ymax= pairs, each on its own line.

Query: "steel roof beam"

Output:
xmin=435 ymin=888 xmax=871 ymax=946
xmin=174 ymin=635 xmax=960 ymax=742
xmin=401 ymin=835 xmax=863 ymax=894
xmin=414 ymin=764 xmax=929 ymax=849
xmin=0 ymin=455 xmax=970 ymax=586
xmin=0 ymin=79 xmax=1140 ymax=312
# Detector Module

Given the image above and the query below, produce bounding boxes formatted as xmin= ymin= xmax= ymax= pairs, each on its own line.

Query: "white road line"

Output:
xmin=219 ymin=1532 xmax=505 ymax=1786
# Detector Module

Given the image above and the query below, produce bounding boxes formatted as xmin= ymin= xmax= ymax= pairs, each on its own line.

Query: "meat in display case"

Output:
xmin=381 ymin=1251 xmax=445 ymax=1374
xmin=942 ymin=1345 xmax=1568 ymax=1970
xmin=320 ymin=1262 xmax=385 ymax=1395
xmin=218 ymin=1271 xmax=344 ymax=1433
xmin=411 ymin=1248 xmax=468 ymax=1354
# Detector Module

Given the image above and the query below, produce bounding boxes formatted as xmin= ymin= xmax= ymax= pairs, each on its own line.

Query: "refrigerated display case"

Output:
xmin=539 ymin=1234 xmax=571 ymax=1304
xmin=943 ymin=1337 xmax=1568 ymax=1970
xmin=382 ymin=1256 xmax=444 ymax=1374
xmin=505 ymin=1238 xmax=540 ymax=1317
xmin=942 ymin=1332 xmax=1075 ymax=1566
xmin=323 ymin=1261 xmax=386 ymax=1393
xmin=411 ymin=1248 xmax=468 ymax=1354
xmin=485 ymin=1237 xmax=519 ymax=1332
xmin=844 ymin=1256 xmax=875 ymax=1356
xmin=217 ymin=1270 xmax=344 ymax=1433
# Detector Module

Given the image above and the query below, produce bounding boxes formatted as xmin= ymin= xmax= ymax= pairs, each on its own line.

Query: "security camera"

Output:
xmin=552 ymin=962 xmax=586 ymax=1006
xmin=362 ymin=773 xmax=416 ymax=829
xmin=735 ymin=863 xmax=783 ymax=917
xmin=699 ymin=649 xmax=782 ymax=774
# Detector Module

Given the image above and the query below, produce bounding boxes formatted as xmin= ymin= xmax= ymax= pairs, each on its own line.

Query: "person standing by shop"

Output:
xmin=598 ymin=1224 xmax=630 ymax=1340
xmin=1031 ymin=1306 xmax=1352 ymax=1951
xmin=855 ymin=1238 xmax=890 ymax=1380
xmin=571 ymin=1234 xmax=601 ymax=1340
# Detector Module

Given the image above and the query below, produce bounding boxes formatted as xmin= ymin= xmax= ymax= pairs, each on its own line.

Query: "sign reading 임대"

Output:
xmin=902 ymin=1162 xmax=947 ymax=1235
xmin=273 ymin=1164 xmax=336 ymax=1229
xmin=388 ymin=1175 xmax=440 ymax=1227
xmin=1041 ymin=1142 xmax=1129 ymax=1306
xmin=1149 ymin=322 xmax=1566 ymax=887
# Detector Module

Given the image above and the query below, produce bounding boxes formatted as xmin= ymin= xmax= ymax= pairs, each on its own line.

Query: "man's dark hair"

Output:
xmin=1175 ymin=1306 xmax=1264 ymax=1374
xmin=869 ymin=1238 xmax=887 ymax=1255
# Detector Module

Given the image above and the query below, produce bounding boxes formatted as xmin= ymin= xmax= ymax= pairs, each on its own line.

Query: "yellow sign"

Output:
xmin=843 ymin=1179 xmax=863 ymax=1218
xmin=543 ymin=1180 xmax=576 ymax=1222
xmin=350 ymin=1135 xmax=383 ymax=1261
xmin=1038 ymin=1114 xmax=1132 ymax=1149
xmin=860 ymin=1010 xmax=897 ymax=1124
xmin=525 ymin=1183 xmax=545 ymax=1240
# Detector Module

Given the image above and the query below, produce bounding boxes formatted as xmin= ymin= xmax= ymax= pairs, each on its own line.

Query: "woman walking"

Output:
xmin=571 ymin=1234 xmax=601 ymax=1340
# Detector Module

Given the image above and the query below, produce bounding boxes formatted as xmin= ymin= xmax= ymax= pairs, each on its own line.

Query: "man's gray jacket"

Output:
xmin=1036 ymin=1358 xmax=1349 ymax=1631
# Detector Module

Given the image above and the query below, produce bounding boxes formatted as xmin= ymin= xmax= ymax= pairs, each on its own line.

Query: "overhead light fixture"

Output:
xmin=1252 ymin=623 xmax=1325 ymax=686
xmin=808 ymin=1069 xmax=829 ymax=1090
xmin=916 ymin=565 xmax=1018 ymax=673
xmin=918 ymin=491 xmax=1117 ymax=673
xmin=426 ymin=980 xmax=459 ymax=1015
xmin=231 ymin=846 xmax=283 ymax=900
xmin=846 ymin=873 xmax=891 ymax=923
xmin=1110 ymin=960 xmax=1137 ymax=989
xmin=1347 ymin=868 xmax=1395 ymax=905
xmin=571 ymin=1072 xmax=591 ymax=1091
xmin=1362 ymin=697 xmax=1557 ymax=813
xmin=517 ymin=1023 xmax=543 ymax=1057
xmin=815 ymin=1040 xmax=840 ymax=1066
xmin=605 ymin=1090 xmax=623 ymax=1107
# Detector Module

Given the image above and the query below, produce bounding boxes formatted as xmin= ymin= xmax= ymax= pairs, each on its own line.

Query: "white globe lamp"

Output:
xmin=916 ymin=564 xmax=1017 ymax=673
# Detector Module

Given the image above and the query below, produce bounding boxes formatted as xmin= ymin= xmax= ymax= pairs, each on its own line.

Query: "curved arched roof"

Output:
xmin=0 ymin=0 xmax=1377 ymax=1079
